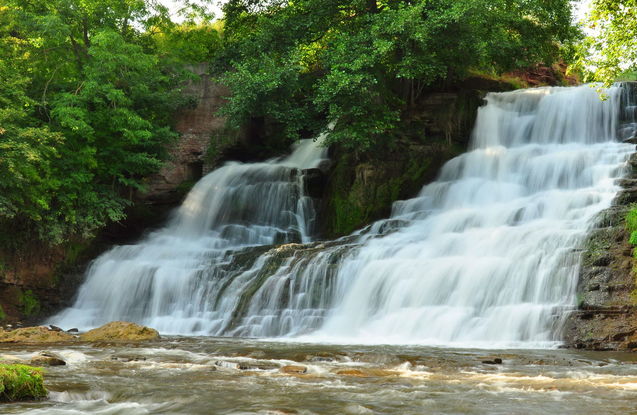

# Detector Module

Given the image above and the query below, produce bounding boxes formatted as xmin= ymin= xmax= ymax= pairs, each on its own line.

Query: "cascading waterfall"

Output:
xmin=313 ymin=85 xmax=633 ymax=347
xmin=54 ymin=84 xmax=636 ymax=347
xmin=52 ymin=138 xmax=328 ymax=334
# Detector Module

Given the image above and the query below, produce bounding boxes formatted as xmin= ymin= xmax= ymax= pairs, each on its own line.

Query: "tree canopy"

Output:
xmin=576 ymin=0 xmax=637 ymax=85
xmin=213 ymin=0 xmax=579 ymax=148
xmin=0 ymin=0 xmax=218 ymax=246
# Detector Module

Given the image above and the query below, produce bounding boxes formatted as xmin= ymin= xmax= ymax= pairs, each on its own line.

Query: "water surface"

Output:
xmin=2 ymin=338 xmax=637 ymax=415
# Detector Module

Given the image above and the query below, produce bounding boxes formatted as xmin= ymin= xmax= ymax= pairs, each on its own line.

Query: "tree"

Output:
xmin=214 ymin=0 xmax=579 ymax=148
xmin=0 ymin=0 xmax=196 ymax=244
xmin=576 ymin=0 xmax=637 ymax=85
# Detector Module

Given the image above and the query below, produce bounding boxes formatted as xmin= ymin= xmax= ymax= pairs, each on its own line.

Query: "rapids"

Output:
xmin=53 ymin=84 xmax=635 ymax=348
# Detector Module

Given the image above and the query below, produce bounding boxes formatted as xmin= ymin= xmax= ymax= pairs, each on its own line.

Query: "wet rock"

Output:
xmin=110 ymin=355 xmax=147 ymax=362
xmin=214 ymin=360 xmax=252 ymax=370
xmin=67 ymin=328 xmax=79 ymax=333
xmin=30 ymin=351 xmax=66 ymax=366
xmin=334 ymin=368 xmax=396 ymax=377
xmin=280 ymin=365 xmax=307 ymax=374
xmin=622 ymin=137 xmax=637 ymax=145
xmin=481 ymin=358 xmax=503 ymax=365
xmin=48 ymin=325 xmax=63 ymax=332
xmin=0 ymin=326 xmax=76 ymax=343
xmin=79 ymin=321 xmax=160 ymax=342
xmin=309 ymin=356 xmax=334 ymax=363
xmin=301 ymin=168 xmax=325 ymax=198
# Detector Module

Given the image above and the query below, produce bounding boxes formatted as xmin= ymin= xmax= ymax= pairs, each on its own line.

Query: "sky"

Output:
xmin=159 ymin=0 xmax=223 ymax=21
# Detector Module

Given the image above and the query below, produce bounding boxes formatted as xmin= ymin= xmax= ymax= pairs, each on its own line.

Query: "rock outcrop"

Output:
xmin=139 ymin=64 xmax=232 ymax=204
xmin=563 ymin=86 xmax=637 ymax=351
xmin=0 ymin=326 xmax=75 ymax=343
xmin=79 ymin=321 xmax=160 ymax=342
xmin=321 ymin=85 xmax=500 ymax=237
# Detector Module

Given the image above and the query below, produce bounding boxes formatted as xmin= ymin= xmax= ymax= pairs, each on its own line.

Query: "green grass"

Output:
xmin=0 ymin=364 xmax=47 ymax=402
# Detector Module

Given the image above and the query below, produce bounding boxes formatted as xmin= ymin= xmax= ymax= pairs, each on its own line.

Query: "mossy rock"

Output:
xmin=0 ymin=326 xmax=75 ymax=343
xmin=79 ymin=321 xmax=160 ymax=342
xmin=0 ymin=364 xmax=47 ymax=402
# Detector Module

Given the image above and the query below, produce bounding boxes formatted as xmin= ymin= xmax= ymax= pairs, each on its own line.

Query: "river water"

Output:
xmin=2 ymin=338 xmax=637 ymax=415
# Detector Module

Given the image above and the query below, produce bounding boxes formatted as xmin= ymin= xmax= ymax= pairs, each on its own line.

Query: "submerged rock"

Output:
xmin=280 ymin=365 xmax=307 ymax=374
xmin=79 ymin=321 xmax=160 ymax=342
xmin=334 ymin=368 xmax=396 ymax=378
xmin=0 ymin=326 xmax=75 ymax=343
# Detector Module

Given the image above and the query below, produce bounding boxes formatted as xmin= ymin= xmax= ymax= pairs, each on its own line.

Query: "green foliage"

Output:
xmin=18 ymin=290 xmax=40 ymax=317
xmin=215 ymin=0 xmax=578 ymax=149
xmin=625 ymin=207 xmax=637 ymax=242
xmin=0 ymin=305 xmax=6 ymax=322
xmin=0 ymin=364 xmax=47 ymax=402
xmin=152 ymin=22 xmax=223 ymax=64
xmin=575 ymin=0 xmax=637 ymax=85
xmin=0 ymin=1 xmax=217 ymax=247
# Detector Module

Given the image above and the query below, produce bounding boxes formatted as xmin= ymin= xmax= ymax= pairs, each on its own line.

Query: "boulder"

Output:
xmin=30 ymin=351 xmax=66 ymax=366
xmin=79 ymin=321 xmax=160 ymax=342
xmin=0 ymin=326 xmax=75 ymax=343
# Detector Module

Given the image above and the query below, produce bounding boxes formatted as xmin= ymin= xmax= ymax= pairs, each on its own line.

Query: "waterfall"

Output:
xmin=54 ymin=84 xmax=635 ymax=348
xmin=312 ymin=85 xmax=633 ymax=347
xmin=52 ymin=138 xmax=328 ymax=334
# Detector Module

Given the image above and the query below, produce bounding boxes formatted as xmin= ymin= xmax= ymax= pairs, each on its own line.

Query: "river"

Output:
xmin=2 ymin=338 xmax=637 ymax=414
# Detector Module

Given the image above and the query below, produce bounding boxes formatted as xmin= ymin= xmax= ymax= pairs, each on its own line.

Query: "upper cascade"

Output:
xmin=53 ymin=84 xmax=636 ymax=348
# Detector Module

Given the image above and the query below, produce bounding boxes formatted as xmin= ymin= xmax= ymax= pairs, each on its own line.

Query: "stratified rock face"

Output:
xmin=140 ymin=64 xmax=232 ymax=203
xmin=0 ymin=326 xmax=75 ymax=343
xmin=79 ymin=321 xmax=160 ymax=342
xmin=563 ymin=160 xmax=637 ymax=351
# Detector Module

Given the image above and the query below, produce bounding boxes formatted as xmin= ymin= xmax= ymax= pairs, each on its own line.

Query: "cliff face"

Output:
xmin=563 ymin=82 xmax=637 ymax=351
xmin=320 ymin=78 xmax=515 ymax=237
xmin=139 ymin=63 xmax=231 ymax=204
xmin=563 ymin=166 xmax=637 ymax=351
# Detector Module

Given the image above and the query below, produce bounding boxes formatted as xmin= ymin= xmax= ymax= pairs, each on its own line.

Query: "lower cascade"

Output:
xmin=54 ymin=85 xmax=636 ymax=347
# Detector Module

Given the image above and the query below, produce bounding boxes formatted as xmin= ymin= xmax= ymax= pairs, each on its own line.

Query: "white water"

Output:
xmin=311 ymin=85 xmax=633 ymax=347
xmin=54 ymin=85 xmax=635 ymax=347
xmin=52 ymin=138 xmax=328 ymax=333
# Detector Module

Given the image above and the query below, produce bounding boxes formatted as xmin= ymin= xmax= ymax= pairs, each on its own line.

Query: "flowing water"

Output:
xmin=2 ymin=339 xmax=637 ymax=415
xmin=53 ymin=84 xmax=635 ymax=348
xmin=52 ymin=138 xmax=328 ymax=334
